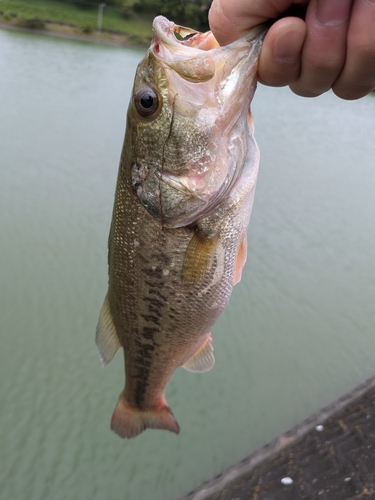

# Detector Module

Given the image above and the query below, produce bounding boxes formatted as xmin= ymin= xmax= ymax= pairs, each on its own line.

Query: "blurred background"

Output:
xmin=0 ymin=0 xmax=211 ymax=46
xmin=1 ymin=3 xmax=375 ymax=500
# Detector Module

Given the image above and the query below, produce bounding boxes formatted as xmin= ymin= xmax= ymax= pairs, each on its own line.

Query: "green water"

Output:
xmin=1 ymin=28 xmax=375 ymax=500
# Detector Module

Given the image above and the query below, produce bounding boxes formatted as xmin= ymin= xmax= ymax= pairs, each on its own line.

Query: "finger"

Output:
xmin=333 ymin=0 xmax=375 ymax=99
xmin=209 ymin=0 xmax=307 ymax=46
xmin=290 ymin=0 xmax=353 ymax=97
xmin=258 ymin=18 xmax=306 ymax=87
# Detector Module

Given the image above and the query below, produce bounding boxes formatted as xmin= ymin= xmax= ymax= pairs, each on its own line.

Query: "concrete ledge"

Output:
xmin=181 ymin=375 xmax=375 ymax=500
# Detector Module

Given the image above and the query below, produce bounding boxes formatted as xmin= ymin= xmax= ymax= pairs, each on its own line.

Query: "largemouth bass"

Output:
xmin=96 ymin=16 xmax=265 ymax=438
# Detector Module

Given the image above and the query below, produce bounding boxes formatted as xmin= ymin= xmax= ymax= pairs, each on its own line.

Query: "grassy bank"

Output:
xmin=0 ymin=0 xmax=153 ymax=46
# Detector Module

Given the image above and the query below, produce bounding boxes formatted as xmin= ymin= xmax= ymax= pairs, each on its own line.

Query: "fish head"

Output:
xmin=127 ymin=16 xmax=266 ymax=227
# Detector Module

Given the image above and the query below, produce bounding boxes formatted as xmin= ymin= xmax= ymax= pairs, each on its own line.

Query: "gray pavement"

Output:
xmin=182 ymin=376 xmax=375 ymax=500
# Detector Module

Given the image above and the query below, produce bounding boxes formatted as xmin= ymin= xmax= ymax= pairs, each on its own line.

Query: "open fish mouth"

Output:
xmin=151 ymin=16 xmax=220 ymax=83
xmin=152 ymin=15 xmax=220 ymax=49
xmin=153 ymin=16 xmax=201 ymax=43
xmin=151 ymin=16 xmax=267 ymax=86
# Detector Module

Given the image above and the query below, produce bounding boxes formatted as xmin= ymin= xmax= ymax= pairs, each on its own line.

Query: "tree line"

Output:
xmin=64 ymin=0 xmax=212 ymax=31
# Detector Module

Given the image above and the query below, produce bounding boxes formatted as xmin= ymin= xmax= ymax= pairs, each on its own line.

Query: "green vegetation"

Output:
xmin=0 ymin=0 xmax=152 ymax=45
xmin=0 ymin=0 xmax=212 ymax=46
xmin=18 ymin=17 xmax=47 ymax=29
xmin=133 ymin=0 xmax=210 ymax=31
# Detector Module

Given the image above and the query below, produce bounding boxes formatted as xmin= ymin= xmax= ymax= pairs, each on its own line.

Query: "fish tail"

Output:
xmin=110 ymin=393 xmax=180 ymax=439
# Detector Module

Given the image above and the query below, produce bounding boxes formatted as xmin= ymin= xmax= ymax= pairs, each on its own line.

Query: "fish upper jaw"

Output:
xmin=151 ymin=15 xmax=265 ymax=91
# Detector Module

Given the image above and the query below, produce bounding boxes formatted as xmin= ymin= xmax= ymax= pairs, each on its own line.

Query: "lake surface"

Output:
xmin=1 ymin=27 xmax=375 ymax=500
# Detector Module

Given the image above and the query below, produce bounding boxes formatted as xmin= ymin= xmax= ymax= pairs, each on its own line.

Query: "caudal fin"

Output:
xmin=110 ymin=393 xmax=180 ymax=439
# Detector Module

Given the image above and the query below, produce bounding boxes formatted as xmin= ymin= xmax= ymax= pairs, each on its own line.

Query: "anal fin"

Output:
xmin=182 ymin=334 xmax=215 ymax=372
xmin=95 ymin=293 xmax=121 ymax=366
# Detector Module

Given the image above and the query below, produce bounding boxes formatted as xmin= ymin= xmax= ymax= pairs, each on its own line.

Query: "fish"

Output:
xmin=96 ymin=16 xmax=265 ymax=439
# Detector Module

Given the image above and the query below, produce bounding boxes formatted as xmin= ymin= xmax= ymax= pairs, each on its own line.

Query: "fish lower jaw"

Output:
xmin=110 ymin=392 xmax=180 ymax=439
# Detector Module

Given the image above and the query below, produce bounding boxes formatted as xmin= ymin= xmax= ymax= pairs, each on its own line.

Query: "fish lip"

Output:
xmin=152 ymin=16 xmax=200 ymax=51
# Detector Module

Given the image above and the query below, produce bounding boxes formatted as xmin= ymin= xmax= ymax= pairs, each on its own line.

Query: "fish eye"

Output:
xmin=135 ymin=87 xmax=159 ymax=117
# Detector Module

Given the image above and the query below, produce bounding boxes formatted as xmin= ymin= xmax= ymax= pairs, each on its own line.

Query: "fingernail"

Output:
xmin=316 ymin=0 xmax=351 ymax=26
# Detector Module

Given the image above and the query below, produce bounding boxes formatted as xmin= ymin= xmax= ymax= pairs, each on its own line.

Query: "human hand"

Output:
xmin=209 ymin=0 xmax=375 ymax=100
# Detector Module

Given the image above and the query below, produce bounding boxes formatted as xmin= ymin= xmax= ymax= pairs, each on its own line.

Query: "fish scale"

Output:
xmin=96 ymin=16 xmax=266 ymax=438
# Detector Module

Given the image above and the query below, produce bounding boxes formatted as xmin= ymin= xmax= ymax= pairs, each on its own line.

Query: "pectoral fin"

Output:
xmin=182 ymin=335 xmax=215 ymax=372
xmin=182 ymin=229 xmax=219 ymax=286
xmin=96 ymin=293 xmax=121 ymax=366
xmin=233 ymin=233 xmax=247 ymax=286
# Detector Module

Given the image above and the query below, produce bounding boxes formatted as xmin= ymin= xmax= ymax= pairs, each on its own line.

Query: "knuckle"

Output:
xmin=289 ymin=82 xmax=323 ymax=98
xmin=351 ymin=38 xmax=375 ymax=62
xmin=307 ymin=53 xmax=343 ymax=73
xmin=258 ymin=64 xmax=300 ymax=88
xmin=332 ymin=82 xmax=374 ymax=100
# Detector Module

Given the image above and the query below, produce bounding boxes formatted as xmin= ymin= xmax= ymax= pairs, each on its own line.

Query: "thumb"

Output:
xmin=209 ymin=0 xmax=308 ymax=45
